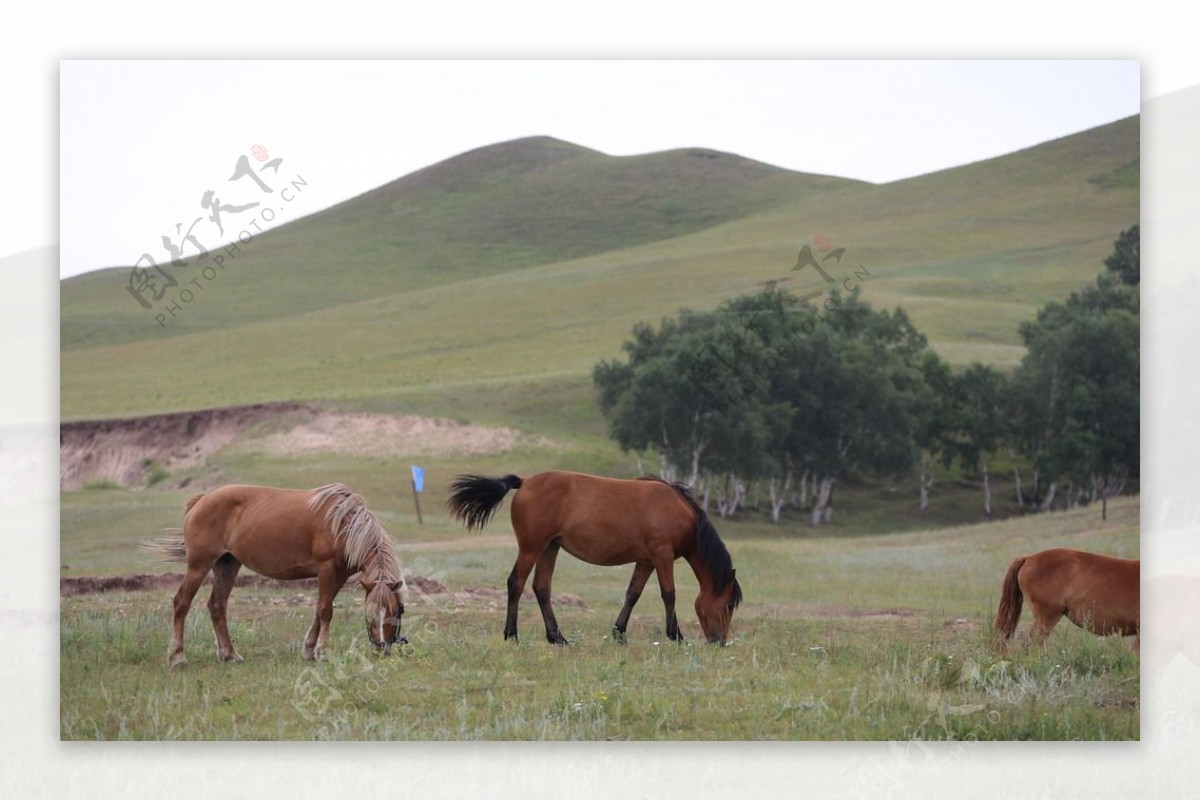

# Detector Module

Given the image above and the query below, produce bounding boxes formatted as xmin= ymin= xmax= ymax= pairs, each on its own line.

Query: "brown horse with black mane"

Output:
xmin=448 ymin=471 xmax=743 ymax=645
xmin=143 ymin=483 xmax=406 ymax=667
xmin=994 ymin=548 xmax=1139 ymax=649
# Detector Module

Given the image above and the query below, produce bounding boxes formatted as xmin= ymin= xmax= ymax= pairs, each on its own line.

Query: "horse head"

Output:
xmin=361 ymin=578 xmax=406 ymax=654
xmin=695 ymin=569 xmax=742 ymax=645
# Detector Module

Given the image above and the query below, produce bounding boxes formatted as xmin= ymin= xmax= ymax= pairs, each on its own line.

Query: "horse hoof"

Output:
xmin=167 ymin=653 xmax=187 ymax=669
xmin=548 ymin=633 xmax=570 ymax=646
xmin=612 ymin=628 xmax=628 ymax=645
xmin=219 ymin=652 xmax=244 ymax=664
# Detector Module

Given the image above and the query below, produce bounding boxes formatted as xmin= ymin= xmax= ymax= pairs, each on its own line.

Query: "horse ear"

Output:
xmin=361 ymin=578 xmax=377 ymax=593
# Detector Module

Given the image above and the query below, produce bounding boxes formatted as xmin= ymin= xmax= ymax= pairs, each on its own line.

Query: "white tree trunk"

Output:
xmin=811 ymin=477 xmax=835 ymax=526
xmin=1010 ymin=450 xmax=1024 ymax=508
xmin=1041 ymin=481 xmax=1057 ymax=512
xmin=715 ymin=475 xmax=738 ymax=518
xmin=768 ymin=471 xmax=792 ymax=524
xmin=687 ymin=443 xmax=703 ymax=488
xmin=981 ymin=461 xmax=992 ymax=517
xmin=659 ymin=454 xmax=676 ymax=484
xmin=919 ymin=455 xmax=932 ymax=512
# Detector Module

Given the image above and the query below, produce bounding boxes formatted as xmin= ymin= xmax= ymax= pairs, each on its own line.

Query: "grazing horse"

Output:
xmin=994 ymin=548 xmax=1139 ymax=649
xmin=447 ymin=471 xmax=742 ymax=645
xmin=143 ymin=483 xmax=406 ymax=667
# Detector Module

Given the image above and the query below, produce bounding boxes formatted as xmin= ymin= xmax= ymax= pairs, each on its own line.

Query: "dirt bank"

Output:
xmin=60 ymin=401 xmax=552 ymax=490
xmin=60 ymin=402 xmax=311 ymax=490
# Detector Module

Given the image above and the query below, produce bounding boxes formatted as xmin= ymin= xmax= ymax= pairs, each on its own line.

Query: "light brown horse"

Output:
xmin=143 ymin=483 xmax=405 ymax=667
xmin=447 ymin=471 xmax=742 ymax=645
xmin=994 ymin=548 xmax=1139 ymax=649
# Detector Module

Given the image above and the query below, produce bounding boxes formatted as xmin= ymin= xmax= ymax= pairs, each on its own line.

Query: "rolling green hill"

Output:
xmin=60 ymin=136 xmax=864 ymax=352
xmin=61 ymin=117 xmax=1138 ymax=423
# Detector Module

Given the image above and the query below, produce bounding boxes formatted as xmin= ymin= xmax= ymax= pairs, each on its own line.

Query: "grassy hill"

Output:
xmin=61 ymin=117 xmax=1138 ymax=428
xmin=60 ymin=136 xmax=863 ymax=353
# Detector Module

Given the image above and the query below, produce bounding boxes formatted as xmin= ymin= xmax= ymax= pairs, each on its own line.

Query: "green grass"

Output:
xmin=60 ymin=118 xmax=1138 ymax=422
xmin=60 ymin=497 xmax=1139 ymax=740
xmin=59 ymin=118 xmax=1141 ymax=741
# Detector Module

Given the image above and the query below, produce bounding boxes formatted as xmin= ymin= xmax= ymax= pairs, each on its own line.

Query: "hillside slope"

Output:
xmin=60 ymin=118 xmax=1138 ymax=422
xmin=61 ymin=136 xmax=864 ymax=351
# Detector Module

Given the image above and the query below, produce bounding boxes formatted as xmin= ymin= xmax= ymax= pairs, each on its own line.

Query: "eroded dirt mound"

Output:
xmin=252 ymin=410 xmax=547 ymax=459
xmin=60 ymin=402 xmax=311 ymax=490
xmin=60 ymin=402 xmax=553 ymax=490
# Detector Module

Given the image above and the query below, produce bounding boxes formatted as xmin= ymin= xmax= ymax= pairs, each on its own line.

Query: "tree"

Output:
xmin=1104 ymin=224 xmax=1139 ymax=286
xmin=596 ymin=287 xmax=939 ymax=527
xmin=1009 ymin=261 xmax=1139 ymax=517
xmin=943 ymin=364 xmax=1006 ymax=517
xmin=914 ymin=351 xmax=955 ymax=512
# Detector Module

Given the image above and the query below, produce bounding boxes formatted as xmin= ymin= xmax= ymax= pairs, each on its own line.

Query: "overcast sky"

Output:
xmin=57 ymin=60 xmax=1140 ymax=278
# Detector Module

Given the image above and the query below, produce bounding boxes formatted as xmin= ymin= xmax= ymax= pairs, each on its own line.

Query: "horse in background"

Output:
xmin=994 ymin=548 xmax=1139 ymax=649
xmin=143 ymin=483 xmax=405 ymax=667
xmin=448 ymin=470 xmax=742 ymax=645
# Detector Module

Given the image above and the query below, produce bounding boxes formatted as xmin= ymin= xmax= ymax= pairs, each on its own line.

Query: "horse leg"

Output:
xmin=653 ymin=554 xmax=684 ymax=643
xmin=504 ymin=551 xmax=538 ymax=642
xmin=309 ymin=564 xmax=348 ymax=661
xmin=1027 ymin=601 xmax=1061 ymax=649
xmin=531 ymin=540 xmax=568 ymax=645
xmin=303 ymin=608 xmax=322 ymax=661
xmin=612 ymin=561 xmax=654 ymax=644
xmin=167 ymin=562 xmax=212 ymax=668
xmin=208 ymin=554 xmax=244 ymax=663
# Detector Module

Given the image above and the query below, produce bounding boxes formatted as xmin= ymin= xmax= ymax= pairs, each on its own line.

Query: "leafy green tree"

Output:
xmin=596 ymin=287 xmax=939 ymax=526
xmin=1010 ymin=260 xmax=1139 ymax=517
xmin=942 ymin=364 xmax=1006 ymax=517
xmin=914 ymin=351 xmax=955 ymax=511
xmin=1104 ymin=224 xmax=1139 ymax=286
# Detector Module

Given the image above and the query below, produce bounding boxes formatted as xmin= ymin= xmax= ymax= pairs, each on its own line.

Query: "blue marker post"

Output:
xmin=410 ymin=465 xmax=425 ymax=525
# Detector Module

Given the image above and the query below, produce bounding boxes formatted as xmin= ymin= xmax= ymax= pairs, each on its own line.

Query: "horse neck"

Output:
xmin=683 ymin=551 xmax=719 ymax=596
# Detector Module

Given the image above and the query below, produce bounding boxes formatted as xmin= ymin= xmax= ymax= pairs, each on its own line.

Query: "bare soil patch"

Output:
xmin=60 ymin=402 xmax=311 ymax=490
xmin=251 ymin=410 xmax=550 ymax=460
xmin=60 ymin=402 xmax=553 ymax=490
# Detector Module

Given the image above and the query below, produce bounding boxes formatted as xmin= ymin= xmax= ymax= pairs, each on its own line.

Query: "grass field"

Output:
xmin=59 ymin=117 xmax=1141 ymax=741
xmin=60 ymin=496 xmax=1139 ymax=740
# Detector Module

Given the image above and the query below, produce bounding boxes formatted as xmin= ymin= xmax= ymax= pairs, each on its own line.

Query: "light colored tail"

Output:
xmin=140 ymin=531 xmax=186 ymax=562
xmin=994 ymin=556 xmax=1027 ymax=639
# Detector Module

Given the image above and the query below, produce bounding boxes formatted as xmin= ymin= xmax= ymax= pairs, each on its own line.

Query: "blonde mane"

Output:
xmin=307 ymin=483 xmax=403 ymax=591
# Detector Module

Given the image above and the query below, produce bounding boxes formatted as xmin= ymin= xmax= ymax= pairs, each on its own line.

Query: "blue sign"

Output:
xmin=410 ymin=465 xmax=425 ymax=494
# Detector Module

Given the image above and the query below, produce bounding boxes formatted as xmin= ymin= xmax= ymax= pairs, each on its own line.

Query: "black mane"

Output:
xmin=637 ymin=476 xmax=742 ymax=607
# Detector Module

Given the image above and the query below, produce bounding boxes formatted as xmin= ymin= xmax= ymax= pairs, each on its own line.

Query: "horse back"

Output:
xmin=512 ymin=471 xmax=697 ymax=564
xmin=1023 ymin=548 xmax=1140 ymax=633
xmin=183 ymin=485 xmax=337 ymax=574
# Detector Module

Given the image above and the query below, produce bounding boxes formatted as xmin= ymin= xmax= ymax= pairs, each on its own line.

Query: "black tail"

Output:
xmin=447 ymin=474 xmax=523 ymax=531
